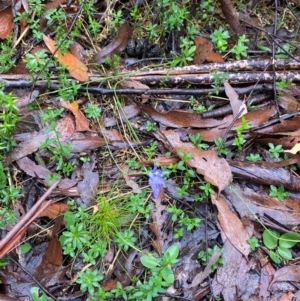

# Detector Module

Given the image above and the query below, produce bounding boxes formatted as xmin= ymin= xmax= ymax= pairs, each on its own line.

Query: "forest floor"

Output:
xmin=1 ymin=0 xmax=300 ymax=300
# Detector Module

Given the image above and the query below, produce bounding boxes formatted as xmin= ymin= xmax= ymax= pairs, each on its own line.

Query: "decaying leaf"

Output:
xmin=38 ymin=202 xmax=69 ymax=219
xmin=121 ymin=164 xmax=142 ymax=194
xmin=93 ymin=22 xmax=133 ymax=64
xmin=0 ymin=5 xmax=14 ymax=39
xmin=43 ymin=35 xmax=89 ymax=82
xmin=149 ymin=196 xmax=167 ymax=254
xmin=278 ymin=91 xmax=300 ymax=113
xmin=161 ymin=129 xmax=232 ymax=193
xmin=5 ymin=115 xmax=75 ymax=165
xmin=104 ymin=103 xmax=141 ymax=127
xmin=269 ymin=265 xmax=300 ymax=289
xmin=137 ymin=102 xmax=225 ymax=128
xmin=284 ymin=143 xmax=300 ymax=154
xmin=224 ymin=81 xmax=247 ymax=118
xmin=60 ymin=99 xmax=90 ymax=131
xmin=120 ymin=80 xmax=150 ymax=102
xmin=17 ymin=157 xmax=78 ymax=190
xmin=211 ymin=194 xmax=250 ymax=258
xmin=193 ymin=36 xmax=224 ymax=64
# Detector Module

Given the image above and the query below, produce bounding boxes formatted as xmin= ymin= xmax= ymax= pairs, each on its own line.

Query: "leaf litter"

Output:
xmin=2 ymin=0 xmax=300 ymax=300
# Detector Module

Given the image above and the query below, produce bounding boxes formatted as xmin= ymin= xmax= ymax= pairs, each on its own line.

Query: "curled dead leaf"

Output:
xmin=211 ymin=194 xmax=250 ymax=258
xmin=60 ymin=99 xmax=90 ymax=131
xmin=193 ymin=36 xmax=224 ymax=64
xmin=93 ymin=22 xmax=133 ymax=64
xmin=0 ymin=5 xmax=14 ymax=39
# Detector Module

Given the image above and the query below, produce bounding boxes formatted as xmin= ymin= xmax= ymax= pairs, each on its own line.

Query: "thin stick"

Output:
xmin=0 ymin=179 xmax=60 ymax=253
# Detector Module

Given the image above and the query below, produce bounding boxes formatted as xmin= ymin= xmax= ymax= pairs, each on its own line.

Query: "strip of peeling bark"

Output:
xmin=129 ymin=71 xmax=300 ymax=85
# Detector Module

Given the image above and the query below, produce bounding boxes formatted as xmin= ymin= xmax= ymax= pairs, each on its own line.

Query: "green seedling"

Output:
xmin=76 ymin=269 xmax=104 ymax=297
xmin=247 ymin=236 xmax=260 ymax=251
xmin=269 ymin=185 xmax=290 ymax=201
xmin=189 ymin=133 xmax=209 ymax=150
xmin=233 ymin=116 xmax=251 ymax=150
xmin=200 ymin=0 xmax=214 ymax=19
xmin=263 ymin=229 xmax=300 ymax=263
xmin=171 ymin=36 xmax=196 ymax=66
xmin=210 ymin=26 xmax=230 ymax=52
xmin=145 ymin=121 xmax=157 ymax=132
xmin=0 ymin=38 xmax=15 ymax=73
xmin=246 ymin=153 xmax=262 ymax=162
xmin=210 ymin=71 xmax=229 ymax=95
xmin=268 ymin=143 xmax=284 ymax=159
xmin=84 ymin=102 xmax=102 ymax=120
xmin=198 ymin=245 xmax=224 ymax=272
xmin=167 ymin=205 xmax=202 ymax=238
xmin=231 ymin=34 xmax=249 ymax=60
xmin=214 ymin=137 xmax=229 ymax=156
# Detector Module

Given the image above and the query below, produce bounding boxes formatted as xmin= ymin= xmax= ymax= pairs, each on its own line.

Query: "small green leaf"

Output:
xmin=279 ymin=233 xmax=300 ymax=248
xmin=263 ymin=229 xmax=280 ymax=249
xmin=140 ymin=254 xmax=159 ymax=269
xmin=161 ymin=266 xmax=174 ymax=284
xmin=20 ymin=243 xmax=32 ymax=254
xmin=64 ymin=211 xmax=75 ymax=229
xmin=269 ymin=251 xmax=282 ymax=264
xmin=277 ymin=246 xmax=292 ymax=260
xmin=165 ymin=245 xmax=179 ymax=261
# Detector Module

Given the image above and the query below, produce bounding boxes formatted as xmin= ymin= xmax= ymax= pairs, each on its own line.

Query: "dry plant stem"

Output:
xmin=129 ymin=71 xmax=300 ymax=85
xmin=218 ymin=0 xmax=243 ymax=35
xmin=1 ymin=79 xmax=274 ymax=96
xmin=126 ymin=59 xmax=300 ymax=76
xmin=0 ymin=179 xmax=60 ymax=257
xmin=7 ymin=255 xmax=57 ymax=301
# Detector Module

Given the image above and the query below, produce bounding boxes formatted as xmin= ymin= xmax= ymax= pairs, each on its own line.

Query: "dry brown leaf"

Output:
xmin=211 ymin=194 xmax=250 ymax=258
xmin=270 ymin=265 xmax=300 ymax=289
xmin=60 ymin=99 xmax=90 ymax=131
xmin=138 ymin=103 xmax=225 ymax=128
xmin=149 ymin=197 xmax=167 ymax=254
xmin=43 ymin=35 xmax=89 ymax=82
xmin=38 ymin=202 xmax=69 ymax=219
xmin=0 ymin=5 xmax=14 ymax=39
xmin=278 ymin=91 xmax=300 ymax=113
xmin=120 ymin=80 xmax=150 ymax=102
xmin=93 ymin=22 xmax=133 ymax=64
xmin=193 ymin=36 xmax=223 ymax=64
xmin=104 ymin=103 xmax=141 ymax=127
xmin=121 ymin=165 xmax=142 ymax=194
xmin=224 ymin=81 xmax=247 ymax=118
xmin=224 ymin=184 xmax=300 ymax=228
xmin=161 ymin=129 xmax=231 ymax=193
xmin=70 ymin=41 xmax=87 ymax=62
xmin=17 ymin=157 xmax=78 ymax=190
xmin=5 ymin=115 xmax=75 ymax=165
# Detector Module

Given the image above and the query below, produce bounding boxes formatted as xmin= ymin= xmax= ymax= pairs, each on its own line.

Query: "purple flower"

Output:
xmin=148 ymin=165 xmax=166 ymax=199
